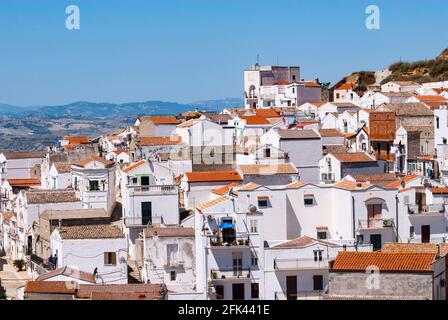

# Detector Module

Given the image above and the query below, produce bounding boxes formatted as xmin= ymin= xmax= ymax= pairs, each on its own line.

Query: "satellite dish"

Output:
xmin=248 ymin=204 xmax=257 ymax=213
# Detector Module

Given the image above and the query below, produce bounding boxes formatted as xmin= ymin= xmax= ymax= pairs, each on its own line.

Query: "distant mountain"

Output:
xmin=0 ymin=98 xmax=244 ymax=119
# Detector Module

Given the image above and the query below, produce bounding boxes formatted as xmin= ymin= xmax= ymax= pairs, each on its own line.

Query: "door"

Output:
xmin=367 ymin=204 xmax=382 ymax=228
xmin=232 ymin=283 xmax=245 ymax=300
xmin=215 ymin=285 xmax=224 ymax=300
xmin=313 ymin=275 xmax=323 ymax=291
xmin=232 ymin=252 xmax=243 ymax=276
xmin=141 ymin=202 xmax=152 ymax=225
xmin=421 ymin=225 xmax=430 ymax=243
xmin=286 ymin=276 xmax=297 ymax=300
xmin=370 ymin=234 xmax=382 ymax=251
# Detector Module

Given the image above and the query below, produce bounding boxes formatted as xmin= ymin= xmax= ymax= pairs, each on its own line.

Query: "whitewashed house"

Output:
xmin=175 ymin=117 xmax=229 ymax=147
xmin=0 ymin=152 xmax=45 ymax=180
xmin=105 ymin=150 xmax=129 ymax=164
xmin=381 ymin=81 xmax=420 ymax=93
xmin=333 ymin=83 xmax=361 ymax=106
xmin=50 ymin=224 xmax=128 ymax=284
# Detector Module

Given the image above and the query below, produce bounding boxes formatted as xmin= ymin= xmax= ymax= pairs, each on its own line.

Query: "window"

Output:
xmin=356 ymin=234 xmax=364 ymax=244
xmin=443 ymin=138 xmax=447 ymax=144
xmin=264 ymin=148 xmax=271 ymax=158
xmin=89 ymin=180 xmax=99 ymax=191
xmin=250 ymin=220 xmax=258 ymax=233
xmin=292 ymin=75 xmax=296 ymax=81
xmin=336 ymin=93 xmax=340 ymax=99
xmin=313 ymin=250 xmax=323 ymax=262
xmin=251 ymin=253 xmax=258 ymax=267
xmin=317 ymin=231 xmax=327 ymax=240
xmin=251 ymin=283 xmax=259 ymax=299
xmin=410 ymin=226 xmax=415 ymax=239
xmin=104 ymin=252 xmax=117 ymax=266
xmin=313 ymin=275 xmax=324 ymax=291
xmin=170 ymin=271 xmax=176 ymax=281
xmin=73 ymin=177 xmax=78 ymax=190
xmin=141 ymin=176 xmax=150 ymax=186
xmin=167 ymin=244 xmax=178 ymax=266
xmin=437 ymin=117 xmax=440 ymax=129
xmin=292 ymin=88 xmax=295 ymax=94
xmin=257 ymin=197 xmax=269 ymax=208
xmin=304 ymin=195 xmax=314 ymax=206
xmin=132 ymin=177 xmax=138 ymax=184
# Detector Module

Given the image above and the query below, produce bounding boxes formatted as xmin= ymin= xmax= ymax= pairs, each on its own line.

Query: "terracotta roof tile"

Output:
xmin=1 ymin=151 xmax=45 ymax=160
xmin=76 ymin=283 xmax=164 ymax=299
xmin=273 ymin=236 xmax=336 ymax=248
xmin=238 ymin=182 xmax=261 ymax=191
xmin=26 ymin=189 xmax=79 ymax=204
xmin=335 ymin=83 xmax=356 ymax=91
xmin=196 ymin=196 xmax=228 ymax=211
xmin=62 ymin=136 xmax=90 ymax=145
xmin=24 ymin=281 xmax=77 ymax=294
xmin=7 ymin=179 xmax=41 ymax=187
xmin=144 ymin=226 xmax=195 ymax=238
xmin=383 ymin=175 xmax=420 ymax=188
xmin=382 ymin=243 xmax=448 ymax=257
xmin=238 ymin=163 xmax=298 ymax=175
xmin=137 ymin=136 xmax=182 ymax=146
xmin=428 ymin=187 xmax=448 ymax=194
xmin=331 ymin=251 xmax=436 ymax=272
xmin=278 ymin=129 xmax=320 ymax=140
xmin=284 ymin=181 xmax=306 ymax=189
xmin=319 ymin=129 xmax=344 ymax=137
xmin=331 ymin=152 xmax=375 ymax=163
xmin=253 ymin=109 xmax=281 ymax=117
xmin=36 ymin=266 xmax=96 ymax=283
xmin=211 ymin=182 xmax=241 ymax=195
xmin=333 ymin=180 xmax=370 ymax=191
xmin=53 ymin=162 xmax=72 ymax=173
xmin=239 ymin=116 xmax=271 ymax=125
xmin=58 ymin=224 xmax=124 ymax=240
xmin=138 ymin=116 xmax=180 ymax=125
xmin=73 ymin=156 xmax=114 ymax=168
xmin=184 ymin=171 xmax=242 ymax=183
xmin=415 ymin=95 xmax=448 ymax=102
xmin=122 ymin=160 xmax=147 ymax=173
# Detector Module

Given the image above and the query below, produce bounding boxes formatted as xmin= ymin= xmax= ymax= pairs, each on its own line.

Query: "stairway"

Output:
xmin=127 ymin=260 xmax=142 ymax=283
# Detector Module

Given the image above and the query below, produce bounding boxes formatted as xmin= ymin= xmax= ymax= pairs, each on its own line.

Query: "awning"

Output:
xmin=219 ymin=222 xmax=235 ymax=229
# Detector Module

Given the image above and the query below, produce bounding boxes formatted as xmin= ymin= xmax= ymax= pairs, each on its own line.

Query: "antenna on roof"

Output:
xmin=276 ymin=56 xmax=279 ymax=65
xmin=256 ymin=54 xmax=260 ymax=64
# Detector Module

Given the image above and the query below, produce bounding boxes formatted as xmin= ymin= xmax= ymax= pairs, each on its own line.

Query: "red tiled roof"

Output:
xmin=240 ymin=116 xmax=271 ymax=125
xmin=144 ymin=227 xmax=195 ymax=238
xmin=318 ymin=129 xmax=344 ymax=137
xmin=122 ymin=160 xmax=147 ymax=173
xmin=382 ymin=243 xmax=448 ymax=257
xmin=62 ymin=136 xmax=90 ymax=145
xmin=7 ymin=179 xmax=41 ymax=187
xmin=310 ymin=101 xmax=326 ymax=107
xmin=137 ymin=136 xmax=182 ymax=146
xmin=238 ymin=163 xmax=298 ymax=175
xmin=211 ymin=182 xmax=241 ymax=196
xmin=331 ymin=152 xmax=374 ymax=163
xmin=73 ymin=156 xmax=114 ymax=168
xmin=383 ymin=175 xmax=420 ymax=188
xmin=76 ymin=283 xmax=164 ymax=299
xmin=300 ymin=81 xmax=321 ymax=87
xmin=335 ymin=83 xmax=356 ymax=91
xmin=184 ymin=171 xmax=243 ymax=182
xmin=253 ymin=109 xmax=281 ymax=117
xmin=428 ymin=187 xmax=448 ymax=194
xmin=284 ymin=181 xmax=306 ymax=189
xmin=331 ymin=251 xmax=436 ymax=272
xmin=415 ymin=95 xmax=448 ymax=101
xmin=196 ymin=196 xmax=228 ymax=211
xmin=273 ymin=236 xmax=336 ymax=248
xmin=36 ymin=266 xmax=96 ymax=283
xmin=24 ymin=281 xmax=77 ymax=294
xmin=139 ymin=116 xmax=180 ymax=125
xmin=90 ymin=292 xmax=161 ymax=300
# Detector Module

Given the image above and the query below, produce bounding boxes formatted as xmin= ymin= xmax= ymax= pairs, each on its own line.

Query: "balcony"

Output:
xmin=409 ymin=236 xmax=447 ymax=244
xmin=164 ymin=260 xmax=185 ymax=269
xmin=210 ymin=266 xmax=252 ymax=281
xmin=274 ymin=258 xmax=330 ymax=271
xmin=124 ymin=215 xmax=163 ymax=227
xmin=274 ymin=290 xmax=323 ymax=300
xmin=208 ymin=234 xmax=251 ymax=249
xmin=408 ymin=204 xmax=446 ymax=216
xmin=358 ymin=218 xmax=394 ymax=230
xmin=128 ymin=185 xmax=178 ymax=196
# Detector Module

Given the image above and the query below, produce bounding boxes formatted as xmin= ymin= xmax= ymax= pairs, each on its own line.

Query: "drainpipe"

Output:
xmin=352 ymin=196 xmax=356 ymax=240
xmin=395 ymin=194 xmax=399 ymax=242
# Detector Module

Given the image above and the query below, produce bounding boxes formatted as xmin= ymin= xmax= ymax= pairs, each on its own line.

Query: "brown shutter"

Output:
xmin=104 ymin=253 xmax=108 ymax=265
xmin=112 ymin=252 xmax=117 ymax=265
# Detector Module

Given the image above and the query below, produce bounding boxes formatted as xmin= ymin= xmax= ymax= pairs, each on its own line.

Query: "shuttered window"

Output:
xmin=104 ymin=252 xmax=117 ymax=265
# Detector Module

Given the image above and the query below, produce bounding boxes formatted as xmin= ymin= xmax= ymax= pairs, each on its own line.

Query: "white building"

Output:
xmin=381 ymin=81 xmax=421 ymax=93
xmin=0 ymin=152 xmax=44 ymax=180
xmin=71 ymin=156 xmax=116 ymax=213
xmin=333 ymin=83 xmax=361 ymax=106
xmin=141 ymin=226 xmax=196 ymax=294
xmin=50 ymin=224 xmax=128 ymax=284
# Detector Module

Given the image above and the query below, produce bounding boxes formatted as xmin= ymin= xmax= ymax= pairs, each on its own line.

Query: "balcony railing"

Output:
xmin=210 ymin=266 xmax=252 ymax=280
xmin=409 ymin=236 xmax=447 ymax=244
xmin=358 ymin=218 xmax=394 ymax=230
xmin=124 ymin=215 xmax=163 ymax=227
xmin=274 ymin=258 xmax=330 ymax=270
xmin=128 ymin=185 xmax=178 ymax=196
xmin=407 ymin=204 xmax=445 ymax=215
xmin=208 ymin=234 xmax=250 ymax=248
xmin=274 ymin=290 xmax=324 ymax=300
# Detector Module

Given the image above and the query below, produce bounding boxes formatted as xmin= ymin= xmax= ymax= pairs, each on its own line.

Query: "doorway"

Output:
xmin=232 ymin=283 xmax=245 ymax=300
xmin=286 ymin=276 xmax=297 ymax=300
xmin=370 ymin=234 xmax=382 ymax=251
xmin=421 ymin=225 xmax=430 ymax=243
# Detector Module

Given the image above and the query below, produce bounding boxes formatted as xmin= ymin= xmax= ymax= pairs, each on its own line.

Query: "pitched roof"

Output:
xmin=348 ymin=173 xmax=398 ymax=187
xmin=319 ymin=129 xmax=344 ymax=137
xmin=144 ymin=226 xmax=195 ymax=238
xmin=331 ymin=251 xmax=436 ymax=272
xmin=137 ymin=136 xmax=182 ymax=146
xmin=90 ymin=292 xmax=161 ymax=300
xmin=26 ymin=189 xmax=79 ymax=204
xmin=428 ymin=187 xmax=448 ymax=194
xmin=196 ymin=196 xmax=228 ymax=211
xmin=382 ymin=103 xmax=433 ymax=116
xmin=53 ymin=162 xmax=72 ymax=173
xmin=253 ymin=109 xmax=281 ymax=117
xmin=73 ymin=156 xmax=114 ymax=168
xmin=122 ymin=160 xmax=147 ymax=173
xmin=57 ymin=224 xmax=124 ymax=240
xmin=138 ymin=116 xmax=180 ymax=125
xmin=335 ymin=83 xmax=356 ymax=91
xmin=36 ymin=266 xmax=96 ymax=283
xmin=402 ymin=125 xmax=433 ymax=133
xmin=238 ymin=163 xmax=298 ymax=175
xmin=211 ymin=182 xmax=241 ymax=195
xmin=7 ymin=179 xmax=41 ymax=187
xmin=278 ymin=129 xmax=320 ymax=140
xmin=300 ymin=81 xmax=321 ymax=87
xmin=1 ymin=151 xmax=45 ymax=160
xmin=273 ymin=236 xmax=336 ymax=248
xmin=76 ymin=283 xmax=164 ymax=299
xmin=284 ymin=181 xmax=306 ymax=189
xmin=40 ymin=209 xmax=109 ymax=220
xmin=177 ymin=118 xmax=201 ymax=128
xmin=415 ymin=95 xmax=448 ymax=101
xmin=388 ymin=81 xmax=419 ymax=86
xmin=238 ymin=182 xmax=262 ymax=191
xmin=239 ymin=116 xmax=271 ymax=125
xmin=62 ymin=136 xmax=90 ymax=144
xmin=382 ymin=243 xmax=448 ymax=257
xmin=1 ymin=211 xmax=15 ymax=223
xmin=383 ymin=174 xmax=420 ymax=188
xmin=310 ymin=101 xmax=326 ymax=107
xmin=333 ymin=180 xmax=370 ymax=191
xmin=184 ymin=171 xmax=242 ymax=182
xmin=24 ymin=281 xmax=77 ymax=294
xmin=331 ymin=152 xmax=375 ymax=163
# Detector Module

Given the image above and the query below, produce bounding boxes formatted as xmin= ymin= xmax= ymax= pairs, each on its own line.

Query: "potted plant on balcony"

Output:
xmin=13 ymin=259 xmax=25 ymax=272
xmin=221 ymin=274 xmax=226 ymax=279
xmin=211 ymin=271 xmax=217 ymax=279
xmin=244 ymin=239 xmax=250 ymax=245
xmin=238 ymin=239 xmax=244 ymax=246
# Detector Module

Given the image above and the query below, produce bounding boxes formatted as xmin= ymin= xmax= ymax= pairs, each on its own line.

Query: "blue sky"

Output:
xmin=0 ymin=0 xmax=447 ymax=106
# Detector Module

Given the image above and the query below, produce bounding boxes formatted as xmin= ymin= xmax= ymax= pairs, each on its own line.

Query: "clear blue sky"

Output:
xmin=0 ymin=0 xmax=447 ymax=106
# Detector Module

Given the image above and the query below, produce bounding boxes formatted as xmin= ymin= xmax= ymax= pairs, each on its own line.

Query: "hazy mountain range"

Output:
xmin=0 ymin=98 xmax=244 ymax=119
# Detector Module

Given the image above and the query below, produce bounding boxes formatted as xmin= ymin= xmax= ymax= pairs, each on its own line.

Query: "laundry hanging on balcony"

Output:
xmin=219 ymin=222 xmax=235 ymax=229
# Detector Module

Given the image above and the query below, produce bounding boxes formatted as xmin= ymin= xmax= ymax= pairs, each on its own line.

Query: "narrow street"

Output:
xmin=0 ymin=256 xmax=30 ymax=299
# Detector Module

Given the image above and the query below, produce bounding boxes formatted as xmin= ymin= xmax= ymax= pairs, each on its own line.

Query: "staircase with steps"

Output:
xmin=127 ymin=259 xmax=143 ymax=283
